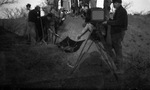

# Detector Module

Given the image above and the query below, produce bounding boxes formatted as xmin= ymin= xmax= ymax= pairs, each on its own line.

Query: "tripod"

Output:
xmin=70 ymin=23 xmax=118 ymax=80
xmin=48 ymin=26 xmax=59 ymax=44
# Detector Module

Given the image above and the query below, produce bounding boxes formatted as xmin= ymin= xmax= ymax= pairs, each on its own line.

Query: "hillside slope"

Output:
xmin=0 ymin=18 xmax=27 ymax=36
xmin=123 ymin=15 xmax=150 ymax=58
xmin=0 ymin=15 xmax=150 ymax=89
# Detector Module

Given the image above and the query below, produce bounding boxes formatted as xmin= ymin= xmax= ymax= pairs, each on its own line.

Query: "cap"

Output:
xmin=26 ymin=3 xmax=31 ymax=7
xmin=112 ymin=0 xmax=122 ymax=3
xmin=35 ymin=5 xmax=40 ymax=10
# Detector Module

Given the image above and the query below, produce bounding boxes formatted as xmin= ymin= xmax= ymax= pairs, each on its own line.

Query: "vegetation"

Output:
xmin=2 ymin=7 xmax=26 ymax=19
xmin=0 ymin=0 xmax=150 ymax=89
xmin=0 ymin=0 xmax=17 ymax=6
xmin=122 ymin=50 xmax=150 ymax=89
xmin=123 ymin=1 xmax=133 ymax=10
xmin=0 ymin=0 xmax=25 ymax=19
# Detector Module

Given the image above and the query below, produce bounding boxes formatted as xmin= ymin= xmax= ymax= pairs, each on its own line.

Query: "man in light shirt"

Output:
xmin=24 ymin=3 xmax=31 ymax=19
xmin=24 ymin=3 xmax=31 ymax=40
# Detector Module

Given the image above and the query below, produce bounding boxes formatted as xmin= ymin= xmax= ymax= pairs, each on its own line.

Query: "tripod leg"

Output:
xmin=74 ymin=38 xmax=89 ymax=67
xmin=48 ymin=28 xmax=54 ymax=44
xmin=52 ymin=33 xmax=54 ymax=44
xmin=97 ymin=42 xmax=117 ymax=70
xmin=39 ymin=18 xmax=47 ymax=45
xmin=96 ymin=42 xmax=116 ymax=69
xmin=54 ymin=29 xmax=57 ymax=44
xmin=71 ymin=41 xmax=94 ymax=74
xmin=95 ymin=42 xmax=118 ymax=80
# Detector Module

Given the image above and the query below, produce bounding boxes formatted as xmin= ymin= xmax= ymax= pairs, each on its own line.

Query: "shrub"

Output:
xmin=2 ymin=7 xmax=26 ymax=19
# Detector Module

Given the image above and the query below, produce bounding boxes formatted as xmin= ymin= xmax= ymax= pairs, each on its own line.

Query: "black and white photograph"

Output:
xmin=0 ymin=0 xmax=150 ymax=89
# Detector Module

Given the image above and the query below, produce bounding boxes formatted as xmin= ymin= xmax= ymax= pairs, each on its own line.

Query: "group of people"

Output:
xmin=23 ymin=0 xmax=128 ymax=73
xmin=71 ymin=0 xmax=89 ymax=17
xmin=77 ymin=0 xmax=128 ymax=73
xmin=24 ymin=3 xmax=62 ymax=45
xmin=70 ymin=0 xmax=97 ymax=17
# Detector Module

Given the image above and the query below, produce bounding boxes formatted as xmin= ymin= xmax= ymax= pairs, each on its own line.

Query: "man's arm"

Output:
xmin=77 ymin=23 xmax=94 ymax=39
xmin=107 ymin=9 xmax=126 ymax=26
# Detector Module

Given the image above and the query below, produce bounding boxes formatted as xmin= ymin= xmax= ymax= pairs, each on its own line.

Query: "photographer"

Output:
xmin=77 ymin=0 xmax=128 ymax=73
xmin=103 ymin=0 xmax=128 ymax=71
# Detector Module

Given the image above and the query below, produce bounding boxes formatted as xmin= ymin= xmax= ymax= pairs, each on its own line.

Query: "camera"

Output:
xmin=90 ymin=8 xmax=105 ymax=24
xmin=88 ymin=8 xmax=106 ymax=41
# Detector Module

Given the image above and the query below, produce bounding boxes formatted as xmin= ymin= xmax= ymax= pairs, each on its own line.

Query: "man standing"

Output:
xmin=103 ymin=0 xmax=111 ymax=20
xmin=103 ymin=0 xmax=128 ymax=71
xmin=54 ymin=0 xmax=59 ymax=11
xmin=89 ymin=0 xmax=97 ymax=8
xmin=71 ymin=0 xmax=79 ymax=16
xmin=24 ymin=3 xmax=31 ymax=37
xmin=24 ymin=3 xmax=31 ymax=19
xmin=28 ymin=6 xmax=41 ymax=45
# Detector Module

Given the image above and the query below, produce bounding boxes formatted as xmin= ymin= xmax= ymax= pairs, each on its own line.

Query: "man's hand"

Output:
xmin=77 ymin=35 xmax=81 ymax=40
xmin=102 ymin=21 xmax=107 ymax=25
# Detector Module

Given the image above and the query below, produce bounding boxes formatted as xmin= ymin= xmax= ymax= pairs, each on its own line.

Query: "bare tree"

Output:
xmin=0 ymin=0 xmax=17 ymax=6
xmin=123 ymin=1 xmax=133 ymax=10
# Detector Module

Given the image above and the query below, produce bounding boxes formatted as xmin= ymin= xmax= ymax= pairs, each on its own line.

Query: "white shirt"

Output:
xmin=23 ymin=8 xmax=30 ymax=20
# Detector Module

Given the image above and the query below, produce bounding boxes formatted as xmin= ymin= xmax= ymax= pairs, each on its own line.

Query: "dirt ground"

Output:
xmin=0 ymin=14 xmax=150 ymax=89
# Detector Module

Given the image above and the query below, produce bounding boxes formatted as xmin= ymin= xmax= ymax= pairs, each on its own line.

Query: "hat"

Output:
xmin=112 ymin=0 xmax=122 ymax=3
xmin=26 ymin=3 xmax=31 ymax=7
xmin=35 ymin=5 xmax=40 ymax=10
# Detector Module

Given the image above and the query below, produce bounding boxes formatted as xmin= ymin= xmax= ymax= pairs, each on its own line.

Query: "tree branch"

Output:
xmin=0 ymin=0 xmax=17 ymax=6
xmin=123 ymin=1 xmax=133 ymax=10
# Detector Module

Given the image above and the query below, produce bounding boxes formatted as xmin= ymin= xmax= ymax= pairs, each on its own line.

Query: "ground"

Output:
xmin=0 ymin=14 xmax=150 ymax=89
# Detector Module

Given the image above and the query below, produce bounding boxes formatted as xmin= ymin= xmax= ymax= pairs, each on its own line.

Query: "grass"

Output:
xmin=0 ymin=44 xmax=71 ymax=85
xmin=122 ymin=50 xmax=150 ymax=89
xmin=0 ymin=14 xmax=150 ymax=89
xmin=0 ymin=26 xmax=70 ymax=85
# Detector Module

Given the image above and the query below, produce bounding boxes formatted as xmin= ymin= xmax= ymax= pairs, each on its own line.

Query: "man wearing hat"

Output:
xmin=24 ymin=3 xmax=31 ymax=37
xmin=103 ymin=0 xmax=128 ymax=72
xmin=28 ymin=5 xmax=41 ymax=45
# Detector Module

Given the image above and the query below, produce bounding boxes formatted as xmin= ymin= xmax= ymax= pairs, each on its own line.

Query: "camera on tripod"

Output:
xmin=89 ymin=7 xmax=106 ymax=42
xmin=90 ymin=8 xmax=104 ymax=23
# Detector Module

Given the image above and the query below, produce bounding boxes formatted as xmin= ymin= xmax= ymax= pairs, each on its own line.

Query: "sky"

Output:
xmin=0 ymin=0 xmax=150 ymax=17
xmin=122 ymin=0 xmax=150 ymax=13
xmin=1 ymin=0 xmax=150 ymax=12
xmin=18 ymin=0 xmax=150 ymax=13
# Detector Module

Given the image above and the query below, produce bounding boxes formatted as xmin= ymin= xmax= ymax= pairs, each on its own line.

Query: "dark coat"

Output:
xmin=28 ymin=9 xmax=40 ymax=23
xmin=107 ymin=5 xmax=128 ymax=34
xmin=85 ymin=9 xmax=91 ymax=23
